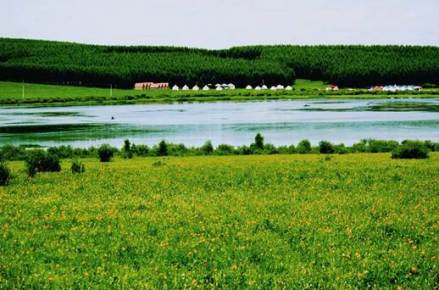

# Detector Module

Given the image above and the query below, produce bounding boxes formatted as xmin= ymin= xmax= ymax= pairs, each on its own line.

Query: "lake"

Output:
xmin=1 ymin=99 xmax=438 ymax=148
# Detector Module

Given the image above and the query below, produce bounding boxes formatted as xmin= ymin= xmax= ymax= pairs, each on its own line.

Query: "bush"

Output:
xmin=201 ymin=141 xmax=214 ymax=155
xmin=263 ymin=144 xmax=279 ymax=155
xmin=26 ymin=150 xmax=61 ymax=177
xmin=335 ymin=144 xmax=349 ymax=154
xmin=98 ymin=144 xmax=115 ymax=162
xmin=132 ymin=144 xmax=149 ymax=157
xmin=48 ymin=145 xmax=74 ymax=159
xmin=392 ymin=142 xmax=429 ymax=159
xmin=297 ymin=140 xmax=312 ymax=154
xmin=0 ymin=145 xmax=27 ymax=161
xmin=0 ymin=163 xmax=11 ymax=186
xmin=368 ymin=140 xmax=399 ymax=153
xmin=71 ymin=160 xmax=85 ymax=174
xmin=319 ymin=141 xmax=335 ymax=154
xmin=122 ymin=139 xmax=133 ymax=159
xmin=157 ymin=140 xmax=168 ymax=156
xmin=215 ymin=144 xmax=235 ymax=155
xmin=254 ymin=133 xmax=264 ymax=149
xmin=236 ymin=145 xmax=252 ymax=155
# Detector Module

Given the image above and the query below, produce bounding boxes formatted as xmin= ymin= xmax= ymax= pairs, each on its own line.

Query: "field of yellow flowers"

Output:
xmin=0 ymin=154 xmax=438 ymax=289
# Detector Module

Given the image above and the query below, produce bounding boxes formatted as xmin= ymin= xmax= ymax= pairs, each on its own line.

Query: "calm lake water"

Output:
xmin=1 ymin=99 xmax=438 ymax=147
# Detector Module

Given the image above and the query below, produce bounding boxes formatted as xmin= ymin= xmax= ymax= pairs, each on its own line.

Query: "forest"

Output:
xmin=1 ymin=38 xmax=438 ymax=88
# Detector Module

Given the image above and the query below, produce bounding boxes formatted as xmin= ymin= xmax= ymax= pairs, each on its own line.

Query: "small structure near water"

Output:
xmin=369 ymin=85 xmax=422 ymax=92
xmin=326 ymin=84 xmax=339 ymax=91
xmin=134 ymin=82 xmax=169 ymax=90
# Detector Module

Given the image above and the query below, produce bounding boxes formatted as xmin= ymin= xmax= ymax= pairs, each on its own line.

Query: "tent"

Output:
xmin=262 ymin=85 xmax=268 ymax=90
xmin=277 ymin=85 xmax=284 ymax=90
xmin=255 ymin=86 xmax=261 ymax=90
xmin=285 ymin=86 xmax=293 ymax=91
xmin=246 ymin=85 xmax=253 ymax=90
xmin=202 ymin=85 xmax=210 ymax=90
xmin=270 ymin=86 xmax=277 ymax=90
xmin=172 ymin=85 xmax=179 ymax=91
xmin=216 ymin=86 xmax=223 ymax=91
xmin=182 ymin=85 xmax=189 ymax=90
xmin=192 ymin=85 xmax=200 ymax=91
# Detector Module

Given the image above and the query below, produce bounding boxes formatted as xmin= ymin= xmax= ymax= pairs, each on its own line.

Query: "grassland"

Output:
xmin=0 ymin=154 xmax=438 ymax=288
xmin=1 ymin=80 xmax=439 ymax=107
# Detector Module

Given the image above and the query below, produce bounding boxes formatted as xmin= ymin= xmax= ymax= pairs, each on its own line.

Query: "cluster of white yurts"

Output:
xmin=171 ymin=84 xmax=293 ymax=91
xmin=247 ymin=85 xmax=293 ymax=91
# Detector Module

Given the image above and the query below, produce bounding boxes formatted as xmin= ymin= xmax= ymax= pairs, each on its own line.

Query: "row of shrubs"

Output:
xmin=1 ymin=137 xmax=438 ymax=162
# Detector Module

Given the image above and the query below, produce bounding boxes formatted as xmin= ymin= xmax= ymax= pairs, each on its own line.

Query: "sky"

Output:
xmin=1 ymin=0 xmax=438 ymax=48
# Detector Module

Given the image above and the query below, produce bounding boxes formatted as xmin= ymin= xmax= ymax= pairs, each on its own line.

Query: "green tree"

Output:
xmin=255 ymin=133 xmax=264 ymax=149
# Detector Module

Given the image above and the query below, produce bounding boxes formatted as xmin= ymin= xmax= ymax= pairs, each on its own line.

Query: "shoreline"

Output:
xmin=2 ymin=92 xmax=439 ymax=108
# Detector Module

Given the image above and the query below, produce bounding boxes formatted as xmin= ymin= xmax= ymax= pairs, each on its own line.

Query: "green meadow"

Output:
xmin=1 ymin=80 xmax=438 ymax=107
xmin=0 ymin=154 xmax=438 ymax=288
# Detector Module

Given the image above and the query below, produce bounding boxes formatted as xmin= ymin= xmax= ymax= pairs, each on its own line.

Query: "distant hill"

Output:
xmin=0 ymin=38 xmax=438 ymax=88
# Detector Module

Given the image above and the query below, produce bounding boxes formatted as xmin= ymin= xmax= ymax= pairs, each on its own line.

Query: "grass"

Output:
xmin=0 ymin=154 xmax=438 ymax=288
xmin=294 ymin=79 xmax=327 ymax=90
xmin=1 ymin=81 xmax=438 ymax=107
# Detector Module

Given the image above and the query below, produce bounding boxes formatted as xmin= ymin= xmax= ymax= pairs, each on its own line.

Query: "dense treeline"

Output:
xmin=262 ymin=45 xmax=439 ymax=87
xmin=0 ymin=39 xmax=292 ymax=88
xmin=0 ymin=38 xmax=438 ymax=88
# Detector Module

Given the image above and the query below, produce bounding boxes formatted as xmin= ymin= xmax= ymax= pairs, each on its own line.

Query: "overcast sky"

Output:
xmin=1 ymin=0 xmax=438 ymax=48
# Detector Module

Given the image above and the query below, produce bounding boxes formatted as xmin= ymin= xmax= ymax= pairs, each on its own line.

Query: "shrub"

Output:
xmin=26 ymin=150 xmax=61 ymax=177
xmin=71 ymin=160 xmax=85 ymax=174
xmin=48 ymin=145 xmax=74 ymax=159
xmin=368 ymin=140 xmax=399 ymax=153
xmin=335 ymin=144 xmax=349 ymax=154
xmin=0 ymin=163 xmax=11 ymax=186
xmin=351 ymin=140 xmax=368 ymax=153
xmin=254 ymin=133 xmax=264 ymax=149
xmin=263 ymin=144 xmax=279 ymax=155
xmin=168 ymin=144 xmax=189 ymax=156
xmin=236 ymin=145 xmax=252 ymax=155
xmin=297 ymin=140 xmax=312 ymax=154
xmin=98 ymin=144 xmax=115 ymax=162
xmin=0 ymin=145 xmax=27 ymax=161
xmin=157 ymin=140 xmax=168 ymax=156
xmin=122 ymin=139 xmax=133 ymax=159
xmin=215 ymin=144 xmax=235 ymax=155
xmin=319 ymin=141 xmax=335 ymax=154
xmin=201 ymin=140 xmax=214 ymax=155
xmin=132 ymin=144 xmax=149 ymax=157
xmin=392 ymin=142 xmax=429 ymax=159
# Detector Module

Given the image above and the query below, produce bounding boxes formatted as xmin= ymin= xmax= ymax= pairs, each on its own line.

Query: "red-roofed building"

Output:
xmin=134 ymin=82 xmax=169 ymax=90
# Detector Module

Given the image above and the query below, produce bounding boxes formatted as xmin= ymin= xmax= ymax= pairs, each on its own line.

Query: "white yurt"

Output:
xmin=285 ymin=86 xmax=293 ymax=91
xmin=172 ymin=85 xmax=179 ymax=91
xmin=182 ymin=85 xmax=189 ymax=90
xmin=262 ymin=85 xmax=268 ymax=90
xmin=202 ymin=85 xmax=210 ymax=91
xmin=255 ymin=86 xmax=262 ymax=90
xmin=246 ymin=85 xmax=253 ymax=90
xmin=192 ymin=85 xmax=200 ymax=91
